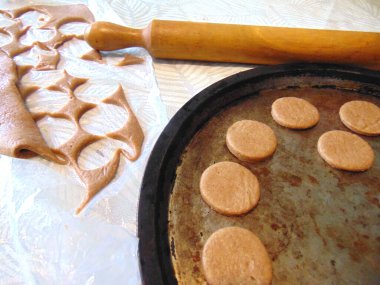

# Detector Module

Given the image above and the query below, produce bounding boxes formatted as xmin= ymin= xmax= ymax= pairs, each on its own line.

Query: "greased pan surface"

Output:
xmin=138 ymin=64 xmax=380 ymax=285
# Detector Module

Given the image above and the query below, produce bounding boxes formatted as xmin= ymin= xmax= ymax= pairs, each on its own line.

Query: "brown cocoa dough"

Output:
xmin=339 ymin=100 xmax=380 ymax=136
xmin=0 ymin=5 xmax=145 ymax=213
xmin=317 ymin=130 xmax=375 ymax=171
xmin=226 ymin=120 xmax=277 ymax=162
xmin=271 ymin=97 xmax=320 ymax=129
xmin=200 ymin=161 xmax=260 ymax=216
xmin=1 ymin=4 xmax=95 ymax=66
xmin=202 ymin=226 xmax=273 ymax=285
xmin=115 ymin=53 xmax=144 ymax=66
xmin=0 ymin=49 xmax=61 ymax=162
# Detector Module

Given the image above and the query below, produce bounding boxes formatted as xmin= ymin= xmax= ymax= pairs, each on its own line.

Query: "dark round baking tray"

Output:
xmin=137 ymin=63 xmax=380 ymax=285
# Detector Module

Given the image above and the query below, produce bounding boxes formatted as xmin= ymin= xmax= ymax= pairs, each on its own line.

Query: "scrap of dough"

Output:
xmin=74 ymin=149 xmax=122 ymax=214
xmin=0 ymin=49 xmax=61 ymax=163
xmin=0 ymin=21 xmax=31 ymax=57
xmin=2 ymin=4 xmax=95 ymax=62
xmin=7 ymin=4 xmax=95 ymax=29
xmin=50 ymin=126 xmax=120 ymax=214
xmin=39 ymin=73 xmax=144 ymax=213
xmin=34 ymin=42 xmax=60 ymax=70
xmin=339 ymin=100 xmax=380 ymax=136
xmin=6 ymin=4 xmax=94 ymax=51
xmin=0 ymin=5 xmax=145 ymax=213
xmin=81 ymin=49 xmax=102 ymax=62
xmin=42 ymin=29 xmax=74 ymax=49
xmin=115 ymin=54 xmax=144 ymax=66
xmin=103 ymin=85 xmax=144 ymax=161
xmin=47 ymin=69 xmax=87 ymax=93
xmin=226 ymin=120 xmax=277 ymax=162
xmin=202 ymin=227 xmax=272 ymax=285
xmin=200 ymin=161 xmax=260 ymax=216
xmin=317 ymin=130 xmax=375 ymax=171
xmin=271 ymin=97 xmax=320 ymax=129
xmin=38 ymin=71 xmax=119 ymax=213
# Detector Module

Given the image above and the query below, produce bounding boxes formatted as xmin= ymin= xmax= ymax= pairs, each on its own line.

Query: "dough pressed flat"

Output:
xmin=339 ymin=100 xmax=380 ymax=136
xmin=226 ymin=120 xmax=277 ymax=162
xmin=271 ymin=97 xmax=320 ymax=129
xmin=202 ymin=227 xmax=272 ymax=285
xmin=317 ymin=130 xmax=375 ymax=171
xmin=200 ymin=161 xmax=260 ymax=216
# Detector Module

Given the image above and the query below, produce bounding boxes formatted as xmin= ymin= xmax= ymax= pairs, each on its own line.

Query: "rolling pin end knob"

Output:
xmin=84 ymin=21 xmax=145 ymax=51
xmin=84 ymin=23 xmax=99 ymax=50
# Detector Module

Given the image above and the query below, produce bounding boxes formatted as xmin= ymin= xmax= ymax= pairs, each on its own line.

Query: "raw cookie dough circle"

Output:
xmin=202 ymin=227 xmax=272 ymax=285
xmin=200 ymin=161 xmax=260 ymax=215
xmin=339 ymin=100 xmax=380 ymax=136
xmin=271 ymin=97 xmax=320 ymax=129
xmin=317 ymin=130 xmax=375 ymax=171
xmin=226 ymin=120 xmax=277 ymax=162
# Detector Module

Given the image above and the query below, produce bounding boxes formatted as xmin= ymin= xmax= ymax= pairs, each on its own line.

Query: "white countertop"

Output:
xmin=1 ymin=0 xmax=379 ymax=284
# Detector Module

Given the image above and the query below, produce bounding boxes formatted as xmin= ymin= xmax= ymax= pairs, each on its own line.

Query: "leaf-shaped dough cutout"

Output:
xmin=37 ymin=116 xmax=76 ymax=148
xmin=79 ymin=103 xmax=127 ymax=136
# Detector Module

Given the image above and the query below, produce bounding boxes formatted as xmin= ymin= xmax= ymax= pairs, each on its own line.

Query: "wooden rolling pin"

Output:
xmin=85 ymin=20 xmax=380 ymax=68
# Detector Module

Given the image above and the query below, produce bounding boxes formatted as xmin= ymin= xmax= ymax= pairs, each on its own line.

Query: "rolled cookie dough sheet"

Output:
xmin=0 ymin=49 xmax=60 ymax=162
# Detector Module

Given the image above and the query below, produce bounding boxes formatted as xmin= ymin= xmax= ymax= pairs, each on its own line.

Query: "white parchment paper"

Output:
xmin=1 ymin=0 xmax=380 ymax=284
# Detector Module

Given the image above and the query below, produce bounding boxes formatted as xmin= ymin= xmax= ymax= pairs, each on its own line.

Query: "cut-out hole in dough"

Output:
xmin=75 ymin=82 xmax=118 ymax=104
xmin=58 ymin=37 xmax=94 ymax=59
xmin=0 ymin=31 xmax=11 ymax=47
xmin=14 ymin=44 xmax=57 ymax=67
xmin=20 ymin=69 xmax=63 ymax=89
xmin=37 ymin=116 xmax=76 ymax=149
xmin=19 ymin=27 xmax=55 ymax=46
xmin=59 ymin=22 xmax=89 ymax=36
xmin=26 ymin=89 xmax=69 ymax=114
xmin=77 ymin=138 xmax=125 ymax=170
xmin=18 ymin=11 xmax=48 ymax=28
xmin=79 ymin=103 xmax=128 ymax=136
xmin=0 ymin=13 xmax=15 ymax=27
xmin=13 ymin=47 xmax=38 ymax=66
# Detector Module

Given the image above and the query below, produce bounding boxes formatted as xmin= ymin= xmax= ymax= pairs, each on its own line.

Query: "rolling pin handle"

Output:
xmin=84 ymin=21 xmax=146 ymax=51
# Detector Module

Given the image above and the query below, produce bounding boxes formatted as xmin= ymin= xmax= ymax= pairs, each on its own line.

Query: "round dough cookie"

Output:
xmin=200 ymin=161 xmax=260 ymax=215
xmin=271 ymin=97 xmax=320 ymax=129
xmin=317 ymin=130 xmax=375 ymax=171
xmin=202 ymin=227 xmax=272 ymax=285
xmin=339 ymin=100 xmax=380 ymax=136
xmin=226 ymin=120 xmax=277 ymax=162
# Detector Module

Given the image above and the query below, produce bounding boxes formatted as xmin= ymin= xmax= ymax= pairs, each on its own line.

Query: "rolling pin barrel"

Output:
xmin=85 ymin=20 xmax=380 ymax=68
